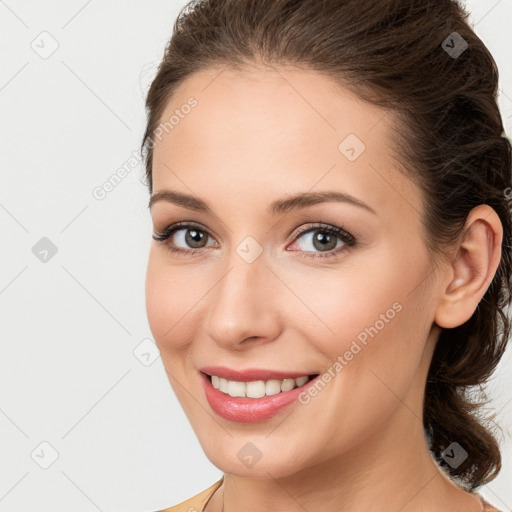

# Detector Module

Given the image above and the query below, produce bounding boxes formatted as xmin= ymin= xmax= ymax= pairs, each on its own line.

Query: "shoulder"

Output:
xmin=479 ymin=495 xmax=504 ymax=512
xmin=155 ymin=478 xmax=223 ymax=512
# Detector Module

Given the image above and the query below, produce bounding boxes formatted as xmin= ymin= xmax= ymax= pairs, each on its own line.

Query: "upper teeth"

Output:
xmin=211 ymin=375 xmax=311 ymax=398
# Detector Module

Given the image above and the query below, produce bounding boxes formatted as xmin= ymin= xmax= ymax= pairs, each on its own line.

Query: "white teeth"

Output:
xmin=281 ymin=378 xmax=296 ymax=392
xmin=246 ymin=380 xmax=266 ymax=398
xmin=210 ymin=374 xmax=313 ymax=398
xmin=265 ymin=379 xmax=282 ymax=396
xmin=227 ymin=380 xmax=246 ymax=397
xmin=219 ymin=377 xmax=229 ymax=393
xmin=295 ymin=375 xmax=309 ymax=387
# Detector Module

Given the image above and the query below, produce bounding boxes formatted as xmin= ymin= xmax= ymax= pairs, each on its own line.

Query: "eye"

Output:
xmin=152 ymin=222 xmax=217 ymax=255
xmin=288 ymin=223 xmax=357 ymax=259
xmin=153 ymin=221 xmax=357 ymax=259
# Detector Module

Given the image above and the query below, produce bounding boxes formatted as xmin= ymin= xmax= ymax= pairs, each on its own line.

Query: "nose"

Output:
xmin=206 ymin=249 xmax=281 ymax=350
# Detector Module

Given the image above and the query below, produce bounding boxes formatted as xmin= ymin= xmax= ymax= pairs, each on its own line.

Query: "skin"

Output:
xmin=145 ymin=64 xmax=502 ymax=512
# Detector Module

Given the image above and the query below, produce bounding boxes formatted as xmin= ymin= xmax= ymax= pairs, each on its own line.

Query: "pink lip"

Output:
xmin=199 ymin=365 xmax=317 ymax=382
xmin=199 ymin=371 xmax=320 ymax=423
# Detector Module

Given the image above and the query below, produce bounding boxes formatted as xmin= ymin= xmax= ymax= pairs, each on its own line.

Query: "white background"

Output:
xmin=1 ymin=1 xmax=511 ymax=511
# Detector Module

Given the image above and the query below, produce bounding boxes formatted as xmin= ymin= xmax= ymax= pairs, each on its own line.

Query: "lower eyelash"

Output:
xmin=152 ymin=223 xmax=357 ymax=259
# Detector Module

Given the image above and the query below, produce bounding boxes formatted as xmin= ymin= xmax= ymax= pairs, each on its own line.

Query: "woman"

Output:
xmin=142 ymin=0 xmax=511 ymax=510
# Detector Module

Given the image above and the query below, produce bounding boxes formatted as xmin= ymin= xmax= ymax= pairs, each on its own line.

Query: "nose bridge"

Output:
xmin=206 ymin=244 xmax=279 ymax=347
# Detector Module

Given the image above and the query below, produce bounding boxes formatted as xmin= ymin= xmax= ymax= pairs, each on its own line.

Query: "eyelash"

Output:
xmin=152 ymin=222 xmax=357 ymax=260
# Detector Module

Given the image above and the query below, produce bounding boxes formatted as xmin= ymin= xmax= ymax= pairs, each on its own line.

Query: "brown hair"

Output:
xmin=141 ymin=0 xmax=512 ymax=491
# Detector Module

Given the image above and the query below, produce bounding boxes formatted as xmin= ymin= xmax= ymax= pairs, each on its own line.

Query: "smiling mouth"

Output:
xmin=202 ymin=372 xmax=319 ymax=399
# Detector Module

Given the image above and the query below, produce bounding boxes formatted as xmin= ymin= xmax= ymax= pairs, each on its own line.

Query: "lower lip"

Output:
xmin=200 ymin=372 xmax=319 ymax=423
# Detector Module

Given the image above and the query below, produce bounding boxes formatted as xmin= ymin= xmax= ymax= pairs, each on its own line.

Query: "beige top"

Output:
xmin=156 ymin=476 xmax=503 ymax=512
xmin=157 ymin=478 xmax=223 ymax=512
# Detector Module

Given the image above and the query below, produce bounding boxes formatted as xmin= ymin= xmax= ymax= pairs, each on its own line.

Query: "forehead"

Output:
xmin=155 ymin=64 xmax=391 ymax=154
xmin=151 ymin=65 xmax=421 ymax=219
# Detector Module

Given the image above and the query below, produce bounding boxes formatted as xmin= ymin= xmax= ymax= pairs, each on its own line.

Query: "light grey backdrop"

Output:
xmin=1 ymin=1 xmax=511 ymax=511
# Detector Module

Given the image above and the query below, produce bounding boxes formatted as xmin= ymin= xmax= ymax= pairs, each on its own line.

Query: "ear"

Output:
xmin=434 ymin=204 xmax=503 ymax=329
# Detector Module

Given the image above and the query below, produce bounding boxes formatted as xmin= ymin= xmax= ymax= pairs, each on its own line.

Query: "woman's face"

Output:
xmin=146 ymin=65 xmax=443 ymax=478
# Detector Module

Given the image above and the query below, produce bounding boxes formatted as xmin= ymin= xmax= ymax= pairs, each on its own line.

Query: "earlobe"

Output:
xmin=434 ymin=204 xmax=503 ymax=329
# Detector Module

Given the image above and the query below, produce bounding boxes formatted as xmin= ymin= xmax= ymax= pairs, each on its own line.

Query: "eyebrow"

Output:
xmin=148 ymin=189 xmax=377 ymax=216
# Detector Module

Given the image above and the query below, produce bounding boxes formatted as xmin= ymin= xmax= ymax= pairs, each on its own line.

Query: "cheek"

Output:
xmin=285 ymin=266 xmax=430 ymax=449
xmin=282 ymin=261 xmax=405 ymax=355
xmin=145 ymin=253 xmax=202 ymax=352
xmin=285 ymin=249 xmax=430 ymax=376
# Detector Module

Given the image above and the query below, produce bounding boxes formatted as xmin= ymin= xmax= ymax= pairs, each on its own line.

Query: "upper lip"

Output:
xmin=200 ymin=366 xmax=318 ymax=382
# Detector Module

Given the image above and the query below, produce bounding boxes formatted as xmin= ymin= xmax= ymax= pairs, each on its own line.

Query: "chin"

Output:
xmin=199 ymin=435 xmax=312 ymax=480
